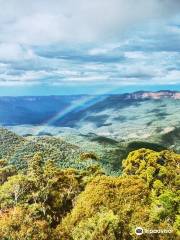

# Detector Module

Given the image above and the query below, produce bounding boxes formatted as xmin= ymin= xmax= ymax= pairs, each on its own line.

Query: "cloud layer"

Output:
xmin=0 ymin=0 xmax=180 ymax=94
xmin=0 ymin=0 xmax=180 ymax=44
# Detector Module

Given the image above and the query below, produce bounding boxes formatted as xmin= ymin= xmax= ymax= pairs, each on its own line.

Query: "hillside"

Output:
xmin=1 ymin=127 xmax=178 ymax=174
xmin=0 ymin=128 xmax=25 ymax=158
xmin=0 ymin=91 xmax=179 ymax=128
xmin=1 ymin=92 xmax=179 ymax=148
xmin=0 ymin=128 xmax=179 ymax=239
xmin=0 ymin=145 xmax=179 ymax=239
xmin=0 ymin=128 xmax=99 ymax=171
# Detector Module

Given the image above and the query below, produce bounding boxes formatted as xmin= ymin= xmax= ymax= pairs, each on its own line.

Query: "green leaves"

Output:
xmin=0 ymin=147 xmax=179 ymax=239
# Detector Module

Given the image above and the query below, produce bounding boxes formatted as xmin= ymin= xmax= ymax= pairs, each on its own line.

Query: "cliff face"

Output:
xmin=124 ymin=91 xmax=180 ymax=100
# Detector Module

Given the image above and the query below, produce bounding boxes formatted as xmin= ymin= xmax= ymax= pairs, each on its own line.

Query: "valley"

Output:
xmin=0 ymin=91 xmax=179 ymax=239
xmin=1 ymin=91 xmax=180 ymax=173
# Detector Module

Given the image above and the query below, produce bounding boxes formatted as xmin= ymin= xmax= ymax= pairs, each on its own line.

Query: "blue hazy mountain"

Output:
xmin=0 ymin=91 xmax=179 ymax=169
xmin=0 ymin=95 xmax=108 ymax=126
xmin=0 ymin=91 xmax=179 ymax=127
xmin=0 ymin=91 xmax=180 ymax=150
xmin=0 ymin=96 xmax=78 ymax=125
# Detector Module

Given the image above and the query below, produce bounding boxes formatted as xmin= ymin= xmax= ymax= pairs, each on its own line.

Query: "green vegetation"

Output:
xmin=0 ymin=129 xmax=100 ymax=171
xmin=0 ymin=128 xmax=179 ymax=239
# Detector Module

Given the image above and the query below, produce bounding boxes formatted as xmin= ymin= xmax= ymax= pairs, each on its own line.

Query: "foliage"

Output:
xmin=0 ymin=129 xmax=179 ymax=239
xmin=56 ymin=149 xmax=179 ymax=239
xmin=122 ymin=148 xmax=179 ymax=189
xmin=0 ymin=206 xmax=52 ymax=240
xmin=56 ymin=175 xmax=149 ymax=240
xmin=79 ymin=152 xmax=99 ymax=161
xmin=0 ymin=159 xmax=16 ymax=185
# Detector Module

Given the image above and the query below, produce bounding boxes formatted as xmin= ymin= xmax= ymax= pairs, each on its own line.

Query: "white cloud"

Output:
xmin=124 ymin=51 xmax=148 ymax=60
xmin=0 ymin=70 xmax=51 ymax=86
xmin=0 ymin=0 xmax=180 ymax=44
xmin=0 ymin=0 xmax=179 ymax=90
xmin=164 ymin=70 xmax=180 ymax=82
xmin=168 ymin=25 xmax=180 ymax=34
xmin=0 ymin=43 xmax=35 ymax=61
xmin=0 ymin=81 xmax=40 ymax=87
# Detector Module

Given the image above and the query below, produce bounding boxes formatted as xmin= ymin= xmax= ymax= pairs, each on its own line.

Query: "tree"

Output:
xmin=0 ymin=174 xmax=33 ymax=208
xmin=0 ymin=158 xmax=16 ymax=185
xmin=55 ymin=175 xmax=149 ymax=240
xmin=0 ymin=206 xmax=52 ymax=240
xmin=28 ymin=152 xmax=43 ymax=181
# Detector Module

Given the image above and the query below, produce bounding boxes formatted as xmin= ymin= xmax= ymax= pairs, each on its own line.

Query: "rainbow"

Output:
xmin=31 ymin=85 xmax=119 ymax=135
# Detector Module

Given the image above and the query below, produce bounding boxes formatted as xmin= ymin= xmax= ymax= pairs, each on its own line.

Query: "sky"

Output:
xmin=0 ymin=0 xmax=180 ymax=96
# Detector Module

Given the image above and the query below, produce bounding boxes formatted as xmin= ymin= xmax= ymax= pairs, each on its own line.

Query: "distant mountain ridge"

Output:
xmin=122 ymin=90 xmax=180 ymax=100
xmin=0 ymin=90 xmax=179 ymax=128
xmin=1 ymin=90 xmax=180 ymax=100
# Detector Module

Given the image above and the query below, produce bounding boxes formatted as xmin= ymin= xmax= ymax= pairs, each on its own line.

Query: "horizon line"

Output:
xmin=0 ymin=89 xmax=179 ymax=97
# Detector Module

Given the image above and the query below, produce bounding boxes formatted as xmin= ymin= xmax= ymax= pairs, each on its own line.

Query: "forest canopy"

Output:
xmin=0 ymin=136 xmax=179 ymax=240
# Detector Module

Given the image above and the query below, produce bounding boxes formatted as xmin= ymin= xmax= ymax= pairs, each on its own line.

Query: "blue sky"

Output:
xmin=0 ymin=0 xmax=180 ymax=96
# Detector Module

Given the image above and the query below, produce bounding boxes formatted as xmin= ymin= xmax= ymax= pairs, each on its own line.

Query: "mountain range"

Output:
xmin=0 ymin=90 xmax=179 ymax=173
xmin=0 ymin=91 xmax=179 ymax=126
